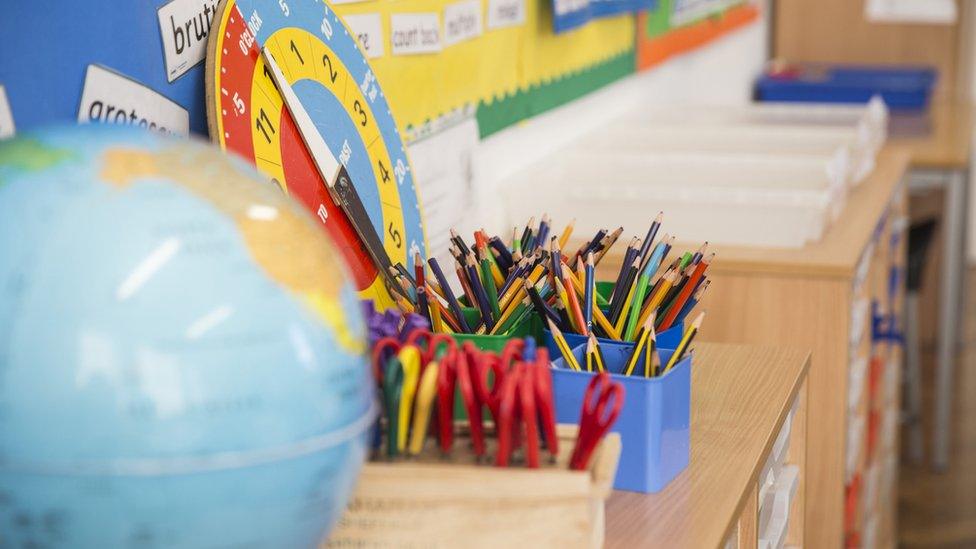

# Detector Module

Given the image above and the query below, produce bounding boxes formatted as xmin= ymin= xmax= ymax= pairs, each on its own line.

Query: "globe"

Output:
xmin=0 ymin=126 xmax=376 ymax=547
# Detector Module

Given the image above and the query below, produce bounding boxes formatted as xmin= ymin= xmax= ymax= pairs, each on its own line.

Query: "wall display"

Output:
xmin=636 ymin=0 xmax=758 ymax=70
xmin=207 ymin=0 xmax=428 ymax=308
xmin=0 ymin=2 xmax=214 ymax=136
xmin=332 ymin=0 xmax=635 ymax=139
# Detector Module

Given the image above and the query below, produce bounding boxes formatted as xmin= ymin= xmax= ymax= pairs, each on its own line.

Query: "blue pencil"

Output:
xmin=428 ymin=257 xmax=471 ymax=333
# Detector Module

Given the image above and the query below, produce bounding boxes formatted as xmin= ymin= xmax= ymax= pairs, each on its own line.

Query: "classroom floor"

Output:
xmin=898 ymin=268 xmax=976 ymax=548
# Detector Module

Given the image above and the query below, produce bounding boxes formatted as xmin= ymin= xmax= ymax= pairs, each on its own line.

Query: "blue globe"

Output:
xmin=0 ymin=126 xmax=376 ymax=547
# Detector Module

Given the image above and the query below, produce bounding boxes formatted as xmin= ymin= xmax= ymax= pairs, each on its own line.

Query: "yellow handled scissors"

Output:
xmin=396 ymin=346 xmax=421 ymax=452
xmin=408 ymin=361 xmax=440 ymax=456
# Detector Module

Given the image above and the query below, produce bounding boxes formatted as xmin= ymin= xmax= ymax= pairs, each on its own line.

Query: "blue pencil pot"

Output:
xmin=543 ymin=322 xmax=684 ymax=363
xmin=551 ymin=343 xmax=691 ymax=493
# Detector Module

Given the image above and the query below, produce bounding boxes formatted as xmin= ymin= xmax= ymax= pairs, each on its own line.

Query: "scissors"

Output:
xmin=371 ymin=336 xmax=404 ymax=383
xmin=405 ymin=330 xmax=456 ymax=367
xmin=408 ymin=360 xmax=440 ymax=456
xmin=494 ymin=364 xmax=522 ymax=467
xmin=382 ymin=358 xmax=404 ymax=458
xmin=396 ymin=346 xmax=422 ymax=452
xmin=516 ymin=361 xmax=540 ymax=468
xmin=529 ymin=346 xmax=559 ymax=462
xmin=456 ymin=342 xmax=487 ymax=459
xmin=436 ymin=347 xmax=458 ymax=454
xmin=569 ymin=372 xmax=624 ymax=470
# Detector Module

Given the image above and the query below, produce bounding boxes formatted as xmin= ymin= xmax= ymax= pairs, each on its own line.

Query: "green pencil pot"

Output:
xmin=451 ymin=307 xmax=545 ymax=352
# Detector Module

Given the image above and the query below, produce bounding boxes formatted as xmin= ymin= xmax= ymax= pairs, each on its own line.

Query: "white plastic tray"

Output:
xmin=502 ymin=150 xmax=846 ymax=248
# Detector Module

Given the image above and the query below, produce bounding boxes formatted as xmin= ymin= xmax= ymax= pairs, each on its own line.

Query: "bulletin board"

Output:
xmin=332 ymin=0 xmax=636 ymax=139
xmin=637 ymin=1 xmax=760 ymax=70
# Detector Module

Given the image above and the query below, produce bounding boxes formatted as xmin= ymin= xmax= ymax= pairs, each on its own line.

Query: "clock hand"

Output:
xmin=260 ymin=46 xmax=401 ymax=295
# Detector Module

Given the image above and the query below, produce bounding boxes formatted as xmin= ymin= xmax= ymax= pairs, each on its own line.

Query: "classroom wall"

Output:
xmin=409 ymin=0 xmax=770 ymax=270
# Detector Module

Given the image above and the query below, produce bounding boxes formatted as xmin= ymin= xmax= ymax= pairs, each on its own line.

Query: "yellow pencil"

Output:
xmin=548 ymin=318 xmax=582 ymax=371
xmin=558 ymin=218 xmax=576 ymax=249
xmin=663 ymin=311 xmax=704 ymax=374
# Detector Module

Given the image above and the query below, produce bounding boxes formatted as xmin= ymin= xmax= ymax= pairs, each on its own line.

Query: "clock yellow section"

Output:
xmin=261 ymin=26 xmax=410 ymax=270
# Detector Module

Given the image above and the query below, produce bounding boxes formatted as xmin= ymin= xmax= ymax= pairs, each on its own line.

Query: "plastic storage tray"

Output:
xmin=503 ymin=150 xmax=847 ymax=248
xmin=614 ymin=97 xmax=887 ymax=153
xmin=756 ymin=64 xmax=936 ymax=112
xmin=551 ymin=343 xmax=691 ymax=493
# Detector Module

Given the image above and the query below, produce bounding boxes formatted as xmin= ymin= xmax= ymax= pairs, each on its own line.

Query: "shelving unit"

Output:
xmin=605 ymin=343 xmax=810 ymax=549
xmin=593 ymin=146 xmax=909 ymax=547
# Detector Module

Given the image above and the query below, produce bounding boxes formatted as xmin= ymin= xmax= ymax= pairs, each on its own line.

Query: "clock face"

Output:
xmin=206 ymin=0 xmax=426 ymax=307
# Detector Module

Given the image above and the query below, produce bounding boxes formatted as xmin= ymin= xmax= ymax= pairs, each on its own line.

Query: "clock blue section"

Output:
xmin=0 ymin=2 xmax=210 ymax=136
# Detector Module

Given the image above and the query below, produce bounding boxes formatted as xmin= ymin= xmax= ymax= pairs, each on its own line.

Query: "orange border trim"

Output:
xmin=636 ymin=4 xmax=760 ymax=71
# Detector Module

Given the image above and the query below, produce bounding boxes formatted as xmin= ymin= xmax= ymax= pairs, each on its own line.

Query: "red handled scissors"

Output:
xmin=532 ymin=348 xmax=559 ymax=462
xmin=457 ymin=342 xmax=487 ymax=459
xmin=570 ymin=372 xmax=624 ymax=470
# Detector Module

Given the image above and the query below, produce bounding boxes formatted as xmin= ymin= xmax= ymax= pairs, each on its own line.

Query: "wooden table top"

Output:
xmin=889 ymin=99 xmax=973 ymax=170
xmin=604 ymin=343 xmax=810 ymax=549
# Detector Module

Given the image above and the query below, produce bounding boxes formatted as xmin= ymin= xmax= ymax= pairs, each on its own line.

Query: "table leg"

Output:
xmin=934 ymin=169 xmax=966 ymax=470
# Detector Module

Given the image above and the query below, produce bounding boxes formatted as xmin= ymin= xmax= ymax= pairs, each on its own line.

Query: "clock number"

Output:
xmin=317 ymin=204 xmax=329 ymax=223
xmin=232 ymin=92 xmax=246 ymax=115
xmin=262 ymin=64 xmax=279 ymax=92
xmin=278 ymin=0 xmax=290 ymax=16
xmin=289 ymin=40 xmax=304 ymax=65
xmin=377 ymin=159 xmax=391 ymax=184
xmin=321 ymin=54 xmax=338 ymax=84
xmin=321 ymin=17 xmax=333 ymax=40
xmin=388 ymin=223 xmax=403 ymax=249
xmin=353 ymin=100 xmax=368 ymax=127
xmin=394 ymin=159 xmax=407 ymax=185
xmin=256 ymin=108 xmax=276 ymax=144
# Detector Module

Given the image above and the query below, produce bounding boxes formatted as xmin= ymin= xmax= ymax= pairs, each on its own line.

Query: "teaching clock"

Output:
xmin=206 ymin=0 xmax=427 ymax=307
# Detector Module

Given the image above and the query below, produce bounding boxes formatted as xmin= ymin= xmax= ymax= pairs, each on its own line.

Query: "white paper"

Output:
xmin=390 ymin=13 xmax=442 ymax=55
xmin=344 ymin=14 xmax=385 ymax=58
xmin=865 ymin=0 xmax=956 ymax=24
xmin=443 ymin=0 xmax=483 ymax=46
xmin=78 ymin=65 xmax=190 ymax=136
xmin=486 ymin=0 xmax=525 ymax=30
xmin=554 ymin=0 xmax=588 ymax=17
xmin=0 ymin=86 xmax=15 ymax=139
xmin=406 ymin=113 xmax=479 ymax=283
xmin=157 ymin=0 xmax=220 ymax=82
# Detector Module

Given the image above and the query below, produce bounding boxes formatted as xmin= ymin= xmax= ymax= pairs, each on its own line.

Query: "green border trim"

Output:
xmin=475 ymin=48 xmax=636 ymax=139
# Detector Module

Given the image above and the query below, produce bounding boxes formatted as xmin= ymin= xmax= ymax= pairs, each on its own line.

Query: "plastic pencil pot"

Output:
xmin=551 ymin=343 xmax=691 ymax=493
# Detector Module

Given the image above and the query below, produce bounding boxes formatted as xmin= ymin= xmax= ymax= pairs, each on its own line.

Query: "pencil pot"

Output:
xmin=451 ymin=307 xmax=545 ymax=352
xmin=543 ymin=322 xmax=684 ymax=363
xmin=551 ymin=344 xmax=691 ymax=493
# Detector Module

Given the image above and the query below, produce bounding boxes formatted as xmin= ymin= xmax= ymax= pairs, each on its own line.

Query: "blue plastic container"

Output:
xmin=551 ymin=343 xmax=691 ymax=493
xmin=756 ymin=63 xmax=937 ymax=111
xmin=543 ymin=322 xmax=684 ymax=363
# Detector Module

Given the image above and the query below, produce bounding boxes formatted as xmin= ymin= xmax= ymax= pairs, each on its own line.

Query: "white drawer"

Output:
xmin=849 ymin=355 xmax=869 ymax=412
xmin=846 ymin=415 xmax=865 ymax=483
xmin=759 ymin=465 xmax=799 ymax=549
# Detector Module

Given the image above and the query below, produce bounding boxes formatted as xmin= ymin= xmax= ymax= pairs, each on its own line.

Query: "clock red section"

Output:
xmin=278 ymin=111 xmax=379 ymax=290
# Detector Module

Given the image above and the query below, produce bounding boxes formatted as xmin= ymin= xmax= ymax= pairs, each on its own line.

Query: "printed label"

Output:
xmin=390 ymin=13 xmax=442 ymax=55
xmin=344 ymin=14 xmax=385 ymax=58
xmin=157 ymin=0 xmax=220 ymax=82
xmin=443 ymin=0 xmax=483 ymax=46
xmin=0 ymin=86 xmax=14 ymax=139
xmin=78 ymin=65 xmax=190 ymax=136
xmin=487 ymin=0 xmax=525 ymax=29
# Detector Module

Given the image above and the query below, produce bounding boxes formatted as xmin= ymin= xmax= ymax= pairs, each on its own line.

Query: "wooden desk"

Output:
xmin=596 ymin=146 xmax=909 ymax=547
xmin=605 ymin=344 xmax=810 ymax=549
